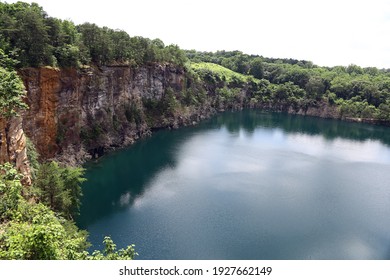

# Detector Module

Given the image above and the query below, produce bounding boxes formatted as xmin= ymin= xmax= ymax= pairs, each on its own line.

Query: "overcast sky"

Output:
xmin=5 ymin=0 xmax=390 ymax=68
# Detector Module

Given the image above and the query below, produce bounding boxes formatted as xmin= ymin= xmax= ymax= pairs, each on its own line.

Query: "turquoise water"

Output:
xmin=78 ymin=110 xmax=390 ymax=259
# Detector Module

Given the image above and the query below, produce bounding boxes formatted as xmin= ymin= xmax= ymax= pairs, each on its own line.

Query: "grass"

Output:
xmin=190 ymin=62 xmax=258 ymax=84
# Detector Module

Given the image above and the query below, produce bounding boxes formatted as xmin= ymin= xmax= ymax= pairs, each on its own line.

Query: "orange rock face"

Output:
xmin=0 ymin=116 xmax=32 ymax=185
xmin=20 ymin=67 xmax=61 ymax=159
xmin=18 ymin=64 xmax=190 ymax=164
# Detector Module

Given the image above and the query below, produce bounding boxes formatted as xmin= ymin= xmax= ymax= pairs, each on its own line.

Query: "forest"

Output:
xmin=0 ymin=1 xmax=186 ymax=67
xmin=186 ymin=50 xmax=390 ymax=121
xmin=1 ymin=1 xmax=390 ymax=260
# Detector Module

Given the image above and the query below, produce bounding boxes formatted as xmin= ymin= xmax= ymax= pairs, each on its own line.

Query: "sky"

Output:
xmin=4 ymin=0 xmax=390 ymax=68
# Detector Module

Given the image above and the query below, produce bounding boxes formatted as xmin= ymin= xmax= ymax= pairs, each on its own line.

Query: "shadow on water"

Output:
xmin=77 ymin=129 xmax=186 ymax=227
xmin=77 ymin=109 xmax=390 ymax=228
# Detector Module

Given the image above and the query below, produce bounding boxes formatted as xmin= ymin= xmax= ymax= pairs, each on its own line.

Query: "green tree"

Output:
xmin=89 ymin=236 xmax=137 ymax=260
xmin=164 ymin=44 xmax=187 ymax=66
xmin=346 ymin=64 xmax=364 ymax=75
xmin=0 ymin=163 xmax=137 ymax=260
xmin=330 ymin=74 xmax=353 ymax=99
xmin=60 ymin=166 xmax=85 ymax=218
xmin=77 ymin=23 xmax=113 ymax=65
xmin=305 ymin=75 xmax=325 ymax=100
xmin=109 ymin=29 xmax=132 ymax=63
xmin=0 ymin=163 xmax=23 ymax=221
xmin=34 ymin=162 xmax=85 ymax=219
xmin=0 ymin=202 xmax=85 ymax=260
xmin=0 ymin=49 xmax=28 ymax=118
xmin=378 ymin=102 xmax=390 ymax=120
xmin=249 ymin=57 xmax=264 ymax=79
xmin=2 ymin=2 xmax=52 ymax=66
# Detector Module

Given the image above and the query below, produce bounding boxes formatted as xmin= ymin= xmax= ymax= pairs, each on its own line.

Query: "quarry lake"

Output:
xmin=77 ymin=110 xmax=390 ymax=259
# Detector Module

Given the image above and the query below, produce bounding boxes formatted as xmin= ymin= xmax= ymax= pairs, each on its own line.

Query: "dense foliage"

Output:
xmin=0 ymin=49 xmax=27 ymax=117
xmin=33 ymin=161 xmax=85 ymax=219
xmin=0 ymin=162 xmax=137 ymax=260
xmin=187 ymin=50 xmax=390 ymax=121
xmin=0 ymin=1 xmax=187 ymax=67
xmin=0 ymin=163 xmax=85 ymax=259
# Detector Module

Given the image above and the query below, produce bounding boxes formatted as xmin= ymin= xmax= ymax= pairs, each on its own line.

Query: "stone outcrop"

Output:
xmin=18 ymin=64 xmax=213 ymax=164
xmin=20 ymin=67 xmax=61 ymax=160
xmin=0 ymin=115 xmax=31 ymax=185
xmin=287 ymin=101 xmax=341 ymax=119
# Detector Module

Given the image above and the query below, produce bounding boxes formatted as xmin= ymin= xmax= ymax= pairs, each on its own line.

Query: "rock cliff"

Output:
xmin=0 ymin=115 xmax=31 ymax=185
xmin=19 ymin=64 xmax=213 ymax=164
xmin=9 ymin=63 xmax=353 ymax=170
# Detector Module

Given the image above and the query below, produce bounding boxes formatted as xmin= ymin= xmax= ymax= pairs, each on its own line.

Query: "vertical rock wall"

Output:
xmin=20 ymin=67 xmax=61 ymax=159
xmin=18 ymin=64 xmax=206 ymax=164
xmin=0 ymin=116 xmax=31 ymax=185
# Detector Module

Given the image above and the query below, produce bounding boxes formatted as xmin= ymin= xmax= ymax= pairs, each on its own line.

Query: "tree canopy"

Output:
xmin=0 ymin=49 xmax=27 ymax=118
xmin=0 ymin=162 xmax=137 ymax=260
xmin=187 ymin=50 xmax=390 ymax=121
xmin=0 ymin=1 xmax=187 ymax=67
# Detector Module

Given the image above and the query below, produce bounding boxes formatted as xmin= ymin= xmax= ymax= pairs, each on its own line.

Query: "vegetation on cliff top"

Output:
xmin=1 ymin=1 xmax=389 ymax=123
xmin=0 ymin=1 xmax=187 ymax=67
xmin=0 ymin=49 xmax=27 ymax=118
xmin=187 ymin=51 xmax=390 ymax=122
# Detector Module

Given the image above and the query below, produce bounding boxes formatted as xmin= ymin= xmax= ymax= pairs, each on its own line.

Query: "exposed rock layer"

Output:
xmin=9 ymin=63 xmax=384 ymax=171
xmin=0 ymin=116 xmax=31 ymax=185
xmin=19 ymin=65 xmax=213 ymax=164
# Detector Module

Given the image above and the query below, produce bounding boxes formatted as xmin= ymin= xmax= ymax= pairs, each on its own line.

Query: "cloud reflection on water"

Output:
xmin=81 ymin=111 xmax=390 ymax=259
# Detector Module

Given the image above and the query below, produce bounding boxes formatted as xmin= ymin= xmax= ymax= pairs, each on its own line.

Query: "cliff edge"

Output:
xmin=19 ymin=64 xmax=213 ymax=164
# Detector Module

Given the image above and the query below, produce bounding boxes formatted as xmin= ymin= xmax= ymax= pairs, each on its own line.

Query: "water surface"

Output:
xmin=78 ymin=111 xmax=390 ymax=259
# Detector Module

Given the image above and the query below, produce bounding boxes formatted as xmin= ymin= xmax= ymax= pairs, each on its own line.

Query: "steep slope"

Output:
xmin=0 ymin=116 xmax=31 ymax=185
xmin=19 ymin=64 xmax=213 ymax=164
